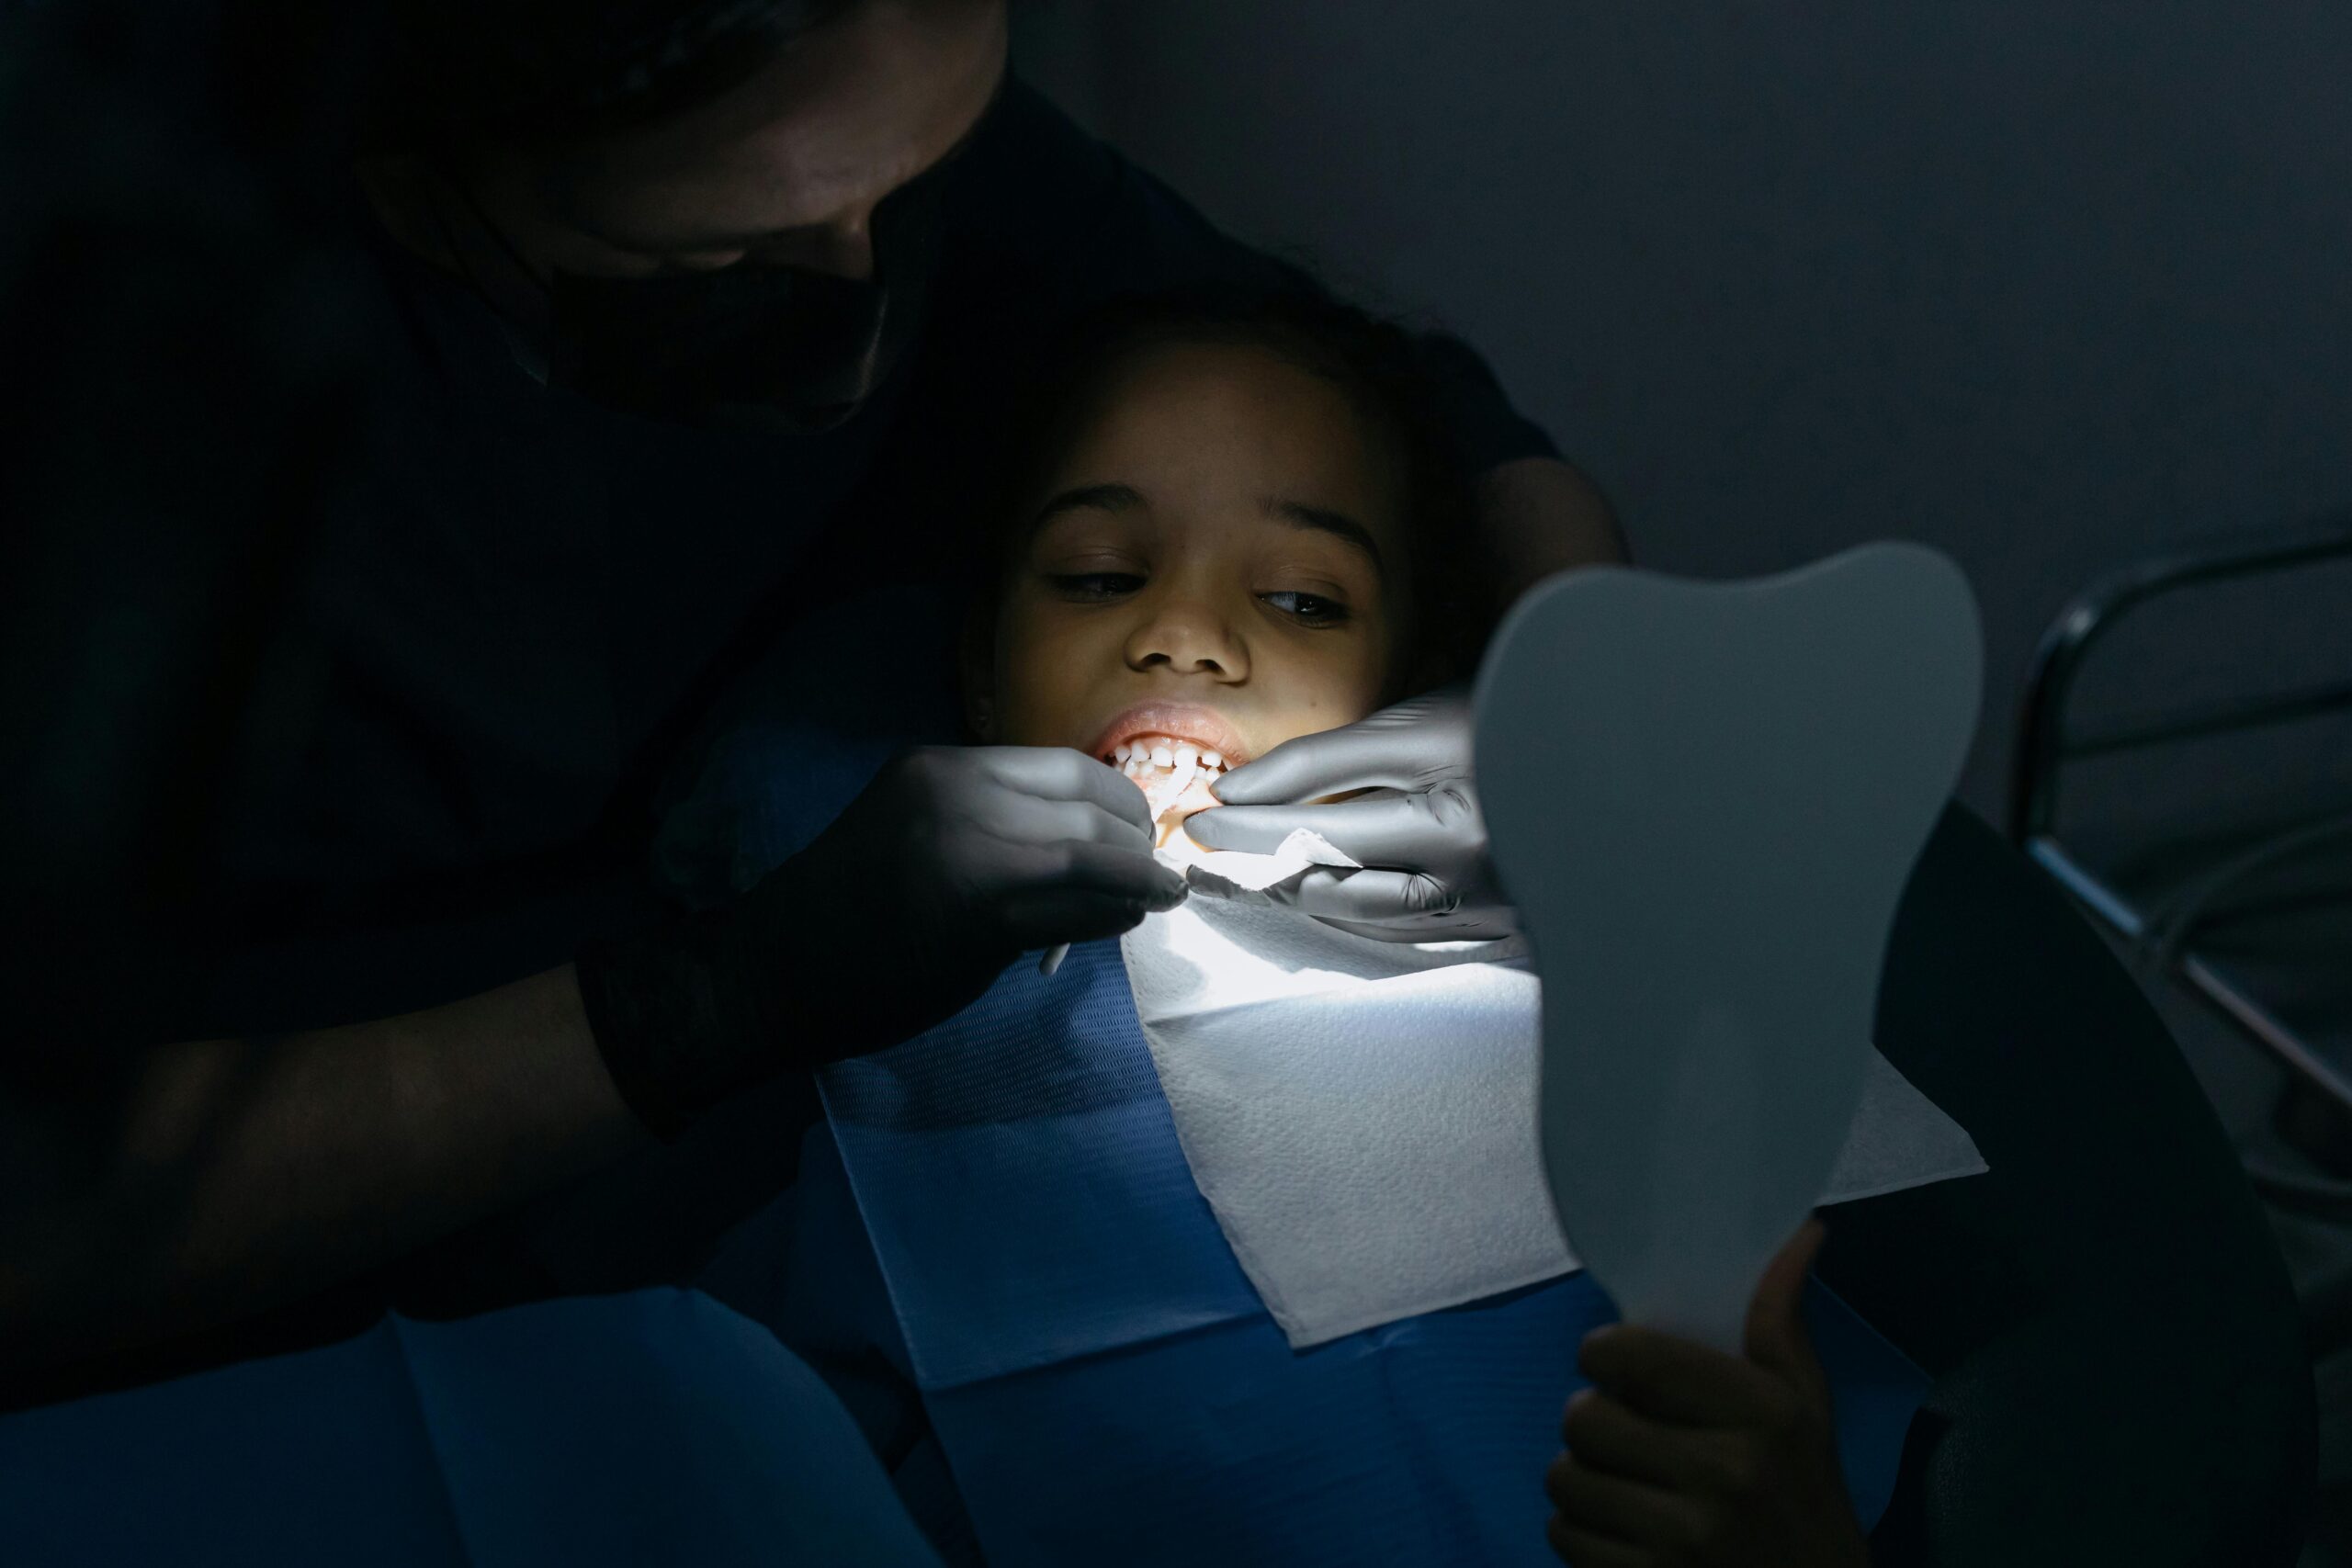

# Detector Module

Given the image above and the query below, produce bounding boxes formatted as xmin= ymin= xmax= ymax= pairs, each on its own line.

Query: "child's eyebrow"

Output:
xmin=1028 ymin=482 xmax=1146 ymax=536
xmin=1262 ymin=497 xmax=1385 ymax=580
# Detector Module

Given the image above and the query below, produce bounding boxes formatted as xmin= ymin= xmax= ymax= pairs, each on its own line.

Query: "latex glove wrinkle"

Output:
xmin=1182 ymin=684 xmax=1516 ymax=942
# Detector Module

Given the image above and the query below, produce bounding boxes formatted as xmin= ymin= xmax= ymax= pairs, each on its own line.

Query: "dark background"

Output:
xmin=1013 ymin=0 xmax=2352 ymax=829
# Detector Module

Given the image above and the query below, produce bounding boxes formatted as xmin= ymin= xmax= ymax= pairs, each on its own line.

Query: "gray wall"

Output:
xmin=1012 ymin=2 xmax=2352 ymax=826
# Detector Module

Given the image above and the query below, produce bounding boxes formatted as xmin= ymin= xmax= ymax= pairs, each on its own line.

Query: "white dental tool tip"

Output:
xmin=1039 ymin=942 xmax=1070 ymax=976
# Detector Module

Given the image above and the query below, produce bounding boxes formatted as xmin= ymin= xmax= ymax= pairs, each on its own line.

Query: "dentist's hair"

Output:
xmin=234 ymin=0 xmax=866 ymax=153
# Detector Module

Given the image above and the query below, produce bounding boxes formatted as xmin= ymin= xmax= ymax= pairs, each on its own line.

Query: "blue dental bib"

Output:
xmin=801 ymin=940 xmax=1927 ymax=1567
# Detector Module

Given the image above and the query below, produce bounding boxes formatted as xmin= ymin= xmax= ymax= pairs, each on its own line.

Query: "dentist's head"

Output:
xmin=353 ymin=0 xmax=1008 ymax=425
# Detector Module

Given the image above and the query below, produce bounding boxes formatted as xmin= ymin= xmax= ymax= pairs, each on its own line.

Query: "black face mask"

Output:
xmin=435 ymin=128 xmax=961 ymax=434
xmin=544 ymin=149 xmax=953 ymax=432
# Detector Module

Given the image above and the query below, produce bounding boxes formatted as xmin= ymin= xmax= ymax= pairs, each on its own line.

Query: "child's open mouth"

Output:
xmin=1109 ymin=736 xmax=1228 ymax=849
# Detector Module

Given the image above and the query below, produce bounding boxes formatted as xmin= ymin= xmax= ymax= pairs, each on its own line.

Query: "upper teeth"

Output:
xmin=1113 ymin=734 xmax=1229 ymax=780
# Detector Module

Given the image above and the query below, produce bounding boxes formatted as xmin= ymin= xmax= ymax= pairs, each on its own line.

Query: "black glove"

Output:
xmin=579 ymin=746 xmax=1184 ymax=1135
xmin=1183 ymin=684 xmax=1517 ymax=942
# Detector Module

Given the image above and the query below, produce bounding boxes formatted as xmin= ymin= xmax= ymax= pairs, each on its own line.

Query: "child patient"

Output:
xmin=959 ymin=290 xmax=1870 ymax=1566
xmin=957 ymin=290 xmax=1480 ymax=852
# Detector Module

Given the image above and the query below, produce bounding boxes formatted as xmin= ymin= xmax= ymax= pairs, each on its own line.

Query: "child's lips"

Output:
xmin=1088 ymin=705 xmax=1251 ymax=772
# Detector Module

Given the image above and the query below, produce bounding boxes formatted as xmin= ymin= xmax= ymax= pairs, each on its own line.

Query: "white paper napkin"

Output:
xmin=1125 ymin=833 xmax=1987 ymax=1349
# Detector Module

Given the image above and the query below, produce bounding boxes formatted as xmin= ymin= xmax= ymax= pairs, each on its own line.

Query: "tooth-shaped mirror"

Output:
xmin=1472 ymin=543 xmax=1982 ymax=1352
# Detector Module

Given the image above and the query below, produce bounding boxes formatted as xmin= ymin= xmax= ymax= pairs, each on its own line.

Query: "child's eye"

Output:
xmin=1048 ymin=572 xmax=1146 ymax=601
xmin=1261 ymin=590 xmax=1351 ymax=627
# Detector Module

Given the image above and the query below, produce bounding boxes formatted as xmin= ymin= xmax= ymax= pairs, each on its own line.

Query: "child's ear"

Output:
xmin=959 ymin=601 xmax=998 ymax=742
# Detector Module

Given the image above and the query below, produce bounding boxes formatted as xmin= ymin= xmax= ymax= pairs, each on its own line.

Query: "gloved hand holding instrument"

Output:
xmin=1180 ymin=683 xmax=1515 ymax=942
xmin=579 ymin=745 xmax=1186 ymax=1136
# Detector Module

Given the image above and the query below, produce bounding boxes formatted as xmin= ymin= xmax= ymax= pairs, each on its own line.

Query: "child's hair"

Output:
xmin=982 ymin=287 xmax=1493 ymax=687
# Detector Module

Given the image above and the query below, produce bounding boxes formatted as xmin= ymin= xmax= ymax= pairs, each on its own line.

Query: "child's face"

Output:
xmin=970 ymin=338 xmax=1418 ymax=844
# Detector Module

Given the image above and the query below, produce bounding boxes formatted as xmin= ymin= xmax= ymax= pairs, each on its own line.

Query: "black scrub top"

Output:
xmin=194 ymin=76 xmax=1557 ymax=1041
xmin=27 ymin=76 xmax=1557 ymax=1389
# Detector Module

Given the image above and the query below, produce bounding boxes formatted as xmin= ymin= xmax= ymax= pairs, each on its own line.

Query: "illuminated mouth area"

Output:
xmin=1105 ymin=735 xmax=1230 ymax=849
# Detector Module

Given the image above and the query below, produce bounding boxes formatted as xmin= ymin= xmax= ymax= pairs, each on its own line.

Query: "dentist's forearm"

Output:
xmin=0 ymin=964 xmax=647 ymax=1385
xmin=1475 ymin=457 xmax=1631 ymax=608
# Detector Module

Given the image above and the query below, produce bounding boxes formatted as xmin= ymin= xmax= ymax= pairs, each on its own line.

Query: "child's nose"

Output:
xmin=1125 ymin=604 xmax=1248 ymax=680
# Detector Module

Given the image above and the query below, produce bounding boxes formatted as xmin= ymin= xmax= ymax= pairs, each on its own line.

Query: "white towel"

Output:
xmin=1124 ymin=832 xmax=1987 ymax=1349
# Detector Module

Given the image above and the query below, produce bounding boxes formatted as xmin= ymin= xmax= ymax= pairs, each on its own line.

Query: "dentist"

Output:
xmin=0 ymin=0 xmax=1623 ymax=1399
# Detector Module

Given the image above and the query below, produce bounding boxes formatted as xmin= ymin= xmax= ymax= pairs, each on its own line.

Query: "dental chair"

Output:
xmin=1813 ymin=801 xmax=2316 ymax=1558
xmin=2008 ymin=514 xmax=2352 ymax=1184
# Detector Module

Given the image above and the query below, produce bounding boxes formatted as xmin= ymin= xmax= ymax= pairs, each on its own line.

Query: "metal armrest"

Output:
xmin=2007 ymin=514 xmax=2352 ymax=1114
xmin=2007 ymin=513 xmax=2352 ymax=844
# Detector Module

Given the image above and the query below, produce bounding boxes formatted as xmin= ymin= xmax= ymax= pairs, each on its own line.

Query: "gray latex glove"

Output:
xmin=580 ymin=746 xmax=1185 ymax=1134
xmin=1181 ymin=684 xmax=1518 ymax=942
